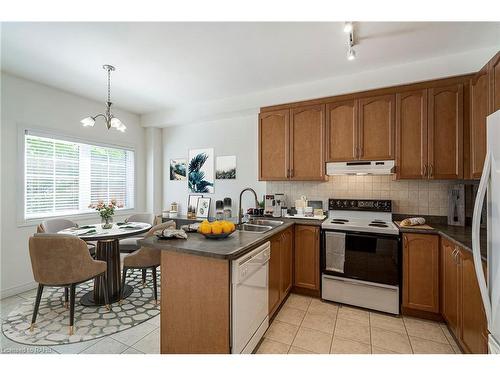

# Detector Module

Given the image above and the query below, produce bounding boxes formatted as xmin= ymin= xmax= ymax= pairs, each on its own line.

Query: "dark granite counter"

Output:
xmin=396 ymin=222 xmax=487 ymax=261
xmin=139 ymin=222 xmax=294 ymax=260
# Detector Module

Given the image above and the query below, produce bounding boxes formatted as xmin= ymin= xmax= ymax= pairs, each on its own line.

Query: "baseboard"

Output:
xmin=0 ymin=281 xmax=37 ymax=299
xmin=401 ymin=306 xmax=443 ymax=321
xmin=291 ymin=286 xmax=321 ymax=298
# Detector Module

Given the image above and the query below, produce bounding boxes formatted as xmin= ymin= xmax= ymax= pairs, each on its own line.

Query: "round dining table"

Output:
xmin=59 ymin=221 xmax=152 ymax=306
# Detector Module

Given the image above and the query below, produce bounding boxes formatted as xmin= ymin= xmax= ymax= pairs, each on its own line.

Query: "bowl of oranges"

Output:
xmin=198 ymin=220 xmax=236 ymax=239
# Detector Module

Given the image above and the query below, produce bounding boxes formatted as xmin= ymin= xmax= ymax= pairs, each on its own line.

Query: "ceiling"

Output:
xmin=2 ymin=22 xmax=499 ymax=114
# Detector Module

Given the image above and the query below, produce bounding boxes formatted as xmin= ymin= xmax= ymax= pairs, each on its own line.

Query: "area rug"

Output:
xmin=1 ymin=269 xmax=160 ymax=346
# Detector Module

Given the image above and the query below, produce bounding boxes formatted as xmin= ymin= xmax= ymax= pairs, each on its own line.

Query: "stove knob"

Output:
xmin=374 ymin=202 xmax=379 ymax=208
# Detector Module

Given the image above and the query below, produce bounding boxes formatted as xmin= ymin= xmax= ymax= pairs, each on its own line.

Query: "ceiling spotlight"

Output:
xmin=348 ymin=48 xmax=356 ymax=61
xmin=343 ymin=22 xmax=353 ymax=34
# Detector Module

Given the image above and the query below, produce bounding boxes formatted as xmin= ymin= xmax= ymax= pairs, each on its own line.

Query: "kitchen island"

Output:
xmin=138 ymin=222 xmax=294 ymax=354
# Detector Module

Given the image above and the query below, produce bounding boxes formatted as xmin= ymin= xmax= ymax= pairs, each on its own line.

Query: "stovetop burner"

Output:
xmin=332 ymin=218 xmax=349 ymax=222
xmin=330 ymin=221 xmax=345 ymax=224
xmin=371 ymin=220 xmax=386 ymax=224
xmin=369 ymin=223 xmax=389 ymax=228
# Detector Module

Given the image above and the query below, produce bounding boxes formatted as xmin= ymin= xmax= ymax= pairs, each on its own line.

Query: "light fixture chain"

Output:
xmin=107 ymin=67 xmax=111 ymax=103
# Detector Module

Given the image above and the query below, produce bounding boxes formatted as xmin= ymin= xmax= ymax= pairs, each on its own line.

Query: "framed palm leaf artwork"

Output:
xmin=188 ymin=148 xmax=214 ymax=193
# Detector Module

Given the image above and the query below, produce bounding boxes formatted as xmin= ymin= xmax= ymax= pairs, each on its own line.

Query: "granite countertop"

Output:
xmin=139 ymin=222 xmax=295 ymax=260
xmin=396 ymin=222 xmax=488 ymax=261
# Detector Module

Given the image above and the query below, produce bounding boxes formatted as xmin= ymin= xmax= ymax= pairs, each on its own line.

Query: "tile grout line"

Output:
xmin=368 ymin=313 xmax=373 ymax=354
xmin=328 ymin=307 xmax=339 ymax=354
xmin=401 ymin=317 xmax=415 ymax=354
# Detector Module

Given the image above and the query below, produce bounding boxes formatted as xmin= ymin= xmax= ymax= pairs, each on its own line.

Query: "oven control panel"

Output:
xmin=328 ymin=199 xmax=392 ymax=212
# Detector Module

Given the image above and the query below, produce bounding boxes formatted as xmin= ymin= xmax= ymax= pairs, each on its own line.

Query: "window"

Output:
xmin=24 ymin=131 xmax=135 ymax=220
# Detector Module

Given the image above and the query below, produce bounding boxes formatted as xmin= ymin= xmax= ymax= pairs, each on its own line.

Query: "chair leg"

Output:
xmin=30 ymin=284 xmax=44 ymax=331
xmin=120 ymin=267 xmax=128 ymax=304
xmin=64 ymin=287 xmax=69 ymax=309
xmin=69 ymin=284 xmax=76 ymax=335
xmin=101 ymin=273 xmax=111 ymax=311
xmin=152 ymin=267 xmax=158 ymax=305
xmin=142 ymin=269 xmax=147 ymax=286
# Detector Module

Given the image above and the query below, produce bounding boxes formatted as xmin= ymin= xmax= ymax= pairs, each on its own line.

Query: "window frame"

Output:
xmin=17 ymin=125 xmax=137 ymax=227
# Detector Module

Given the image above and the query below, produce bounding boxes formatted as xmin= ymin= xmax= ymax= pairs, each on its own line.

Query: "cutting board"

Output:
xmin=395 ymin=221 xmax=434 ymax=230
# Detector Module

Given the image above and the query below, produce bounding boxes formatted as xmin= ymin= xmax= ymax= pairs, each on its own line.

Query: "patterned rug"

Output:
xmin=1 ymin=269 xmax=160 ymax=346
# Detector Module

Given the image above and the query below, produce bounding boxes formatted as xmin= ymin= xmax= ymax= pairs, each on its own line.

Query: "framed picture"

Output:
xmin=170 ymin=158 xmax=187 ymax=181
xmin=187 ymin=194 xmax=202 ymax=215
xmin=216 ymin=155 xmax=236 ymax=179
xmin=188 ymin=148 xmax=214 ymax=193
xmin=196 ymin=197 xmax=211 ymax=219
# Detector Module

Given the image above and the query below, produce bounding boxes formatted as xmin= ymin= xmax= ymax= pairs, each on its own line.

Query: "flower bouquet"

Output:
xmin=89 ymin=199 xmax=123 ymax=229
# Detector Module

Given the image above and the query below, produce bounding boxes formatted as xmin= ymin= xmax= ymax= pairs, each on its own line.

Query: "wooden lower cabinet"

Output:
xmin=268 ymin=226 xmax=294 ymax=317
xmin=440 ymin=238 xmax=488 ymax=354
xmin=441 ymin=238 xmax=461 ymax=336
xmin=293 ymin=225 xmax=320 ymax=293
xmin=460 ymin=250 xmax=488 ymax=354
xmin=402 ymin=233 xmax=440 ymax=314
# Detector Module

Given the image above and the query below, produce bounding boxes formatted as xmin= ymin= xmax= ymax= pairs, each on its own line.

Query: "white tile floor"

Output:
xmin=1 ymin=291 xmax=160 ymax=354
xmin=1 ymin=290 xmax=462 ymax=354
xmin=256 ymin=294 xmax=462 ymax=354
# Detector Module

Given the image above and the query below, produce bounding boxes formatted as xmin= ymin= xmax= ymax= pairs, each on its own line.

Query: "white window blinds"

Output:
xmin=24 ymin=132 xmax=135 ymax=220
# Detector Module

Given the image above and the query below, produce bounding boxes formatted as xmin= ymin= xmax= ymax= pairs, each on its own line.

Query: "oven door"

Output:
xmin=321 ymin=230 xmax=400 ymax=286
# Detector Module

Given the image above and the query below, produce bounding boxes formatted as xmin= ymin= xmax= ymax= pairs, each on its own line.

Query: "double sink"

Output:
xmin=236 ymin=219 xmax=284 ymax=233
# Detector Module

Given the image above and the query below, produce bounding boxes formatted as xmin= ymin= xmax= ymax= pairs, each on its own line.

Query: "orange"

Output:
xmin=221 ymin=221 xmax=233 ymax=234
xmin=211 ymin=223 xmax=223 ymax=235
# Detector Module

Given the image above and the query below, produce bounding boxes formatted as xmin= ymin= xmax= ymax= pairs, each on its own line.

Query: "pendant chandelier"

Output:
xmin=81 ymin=64 xmax=126 ymax=132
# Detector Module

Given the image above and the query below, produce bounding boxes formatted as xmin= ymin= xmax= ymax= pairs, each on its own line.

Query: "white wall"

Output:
xmin=162 ymin=115 xmax=265 ymax=217
xmin=145 ymin=127 xmax=163 ymax=215
xmin=142 ymin=47 xmax=498 ymax=127
xmin=0 ymin=73 xmax=146 ymax=297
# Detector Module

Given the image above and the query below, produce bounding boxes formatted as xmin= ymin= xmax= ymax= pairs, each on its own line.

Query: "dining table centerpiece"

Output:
xmin=89 ymin=199 xmax=122 ymax=229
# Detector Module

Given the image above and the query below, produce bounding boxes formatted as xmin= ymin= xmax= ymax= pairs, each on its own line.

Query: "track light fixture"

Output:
xmin=344 ymin=22 xmax=356 ymax=61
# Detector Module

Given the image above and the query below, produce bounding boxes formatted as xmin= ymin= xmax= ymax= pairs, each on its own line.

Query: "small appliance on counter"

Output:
xmin=448 ymin=184 xmax=465 ymax=226
xmin=264 ymin=194 xmax=274 ymax=216
xmin=273 ymin=193 xmax=285 ymax=218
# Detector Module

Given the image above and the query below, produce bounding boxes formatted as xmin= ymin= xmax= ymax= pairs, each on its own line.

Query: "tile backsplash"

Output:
xmin=266 ymin=175 xmax=455 ymax=216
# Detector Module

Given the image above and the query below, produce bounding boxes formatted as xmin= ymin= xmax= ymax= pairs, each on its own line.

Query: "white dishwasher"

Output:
xmin=231 ymin=241 xmax=270 ymax=354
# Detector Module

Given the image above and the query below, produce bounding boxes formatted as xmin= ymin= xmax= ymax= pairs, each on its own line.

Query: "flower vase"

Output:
xmin=102 ymin=216 xmax=113 ymax=229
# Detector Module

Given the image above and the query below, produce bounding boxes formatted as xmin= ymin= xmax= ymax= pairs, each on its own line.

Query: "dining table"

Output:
xmin=58 ymin=221 xmax=152 ymax=306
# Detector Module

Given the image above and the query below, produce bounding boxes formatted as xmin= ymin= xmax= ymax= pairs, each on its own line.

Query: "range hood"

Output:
xmin=326 ymin=160 xmax=395 ymax=176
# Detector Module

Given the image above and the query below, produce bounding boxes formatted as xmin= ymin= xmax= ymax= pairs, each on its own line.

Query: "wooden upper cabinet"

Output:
xmin=294 ymin=225 xmax=320 ymax=291
xmin=396 ymin=90 xmax=428 ymax=179
xmin=460 ymin=250 xmax=488 ymax=354
xmin=441 ymin=238 xmax=461 ymax=337
xmin=358 ymin=94 xmax=395 ymax=160
xmin=259 ymin=109 xmax=289 ymax=180
xmin=290 ymin=104 xmax=325 ymax=180
xmin=280 ymin=227 xmax=293 ymax=298
xmin=402 ymin=233 xmax=440 ymax=313
xmin=326 ymin=100 xmax=358 ymax=162
xmin=470 ymin=68 xmax=490 ymax=179
xmin=428 ymin=84 xmax=464 ymax=179
xmin=489 ymin=52 xmax=500 ymax=113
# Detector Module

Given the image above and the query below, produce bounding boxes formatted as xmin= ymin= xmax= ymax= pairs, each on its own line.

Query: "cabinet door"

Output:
xmin=280 ymin=227 xmax=293 ymax=298
xmin=489 ymin=52 xmax=500 ymax=113
xmin=395 ymin=90 xmax=428 ymax=179
xmin=294 ymin=225 xmax=320 ymax=291
xmin=326 ymin=100 xmax=358 ymax=161
xmin=402 ymin=234 xmax=440 ymax=313
xmin=268 ymin=234 xmax=282 ymax=316
xmin=441 ymin=238 xmax=461 ymax=337
xmin=358 ymin=94 xmax=395 ymax=160
xmin=460 ymin=250 xmax=488 ymax=354
xmin=428 ymin=84 xmax=464 ymax=179
xmin=259 ymin=109 xmax=290 ymax=180
xmin=290 ymin=104 xmax=325 ymax=180
xmin=470 ymin=68 xmax=489 ymax=179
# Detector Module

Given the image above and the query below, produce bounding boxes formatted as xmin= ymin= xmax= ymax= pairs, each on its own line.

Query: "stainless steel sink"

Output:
xmin=236 ymin=219 xmax=283 ymax=233
xmin=246 ymin=219 xmax=284 ymax=227
xmin=236 ymin=223 xmax=273 ymax=233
